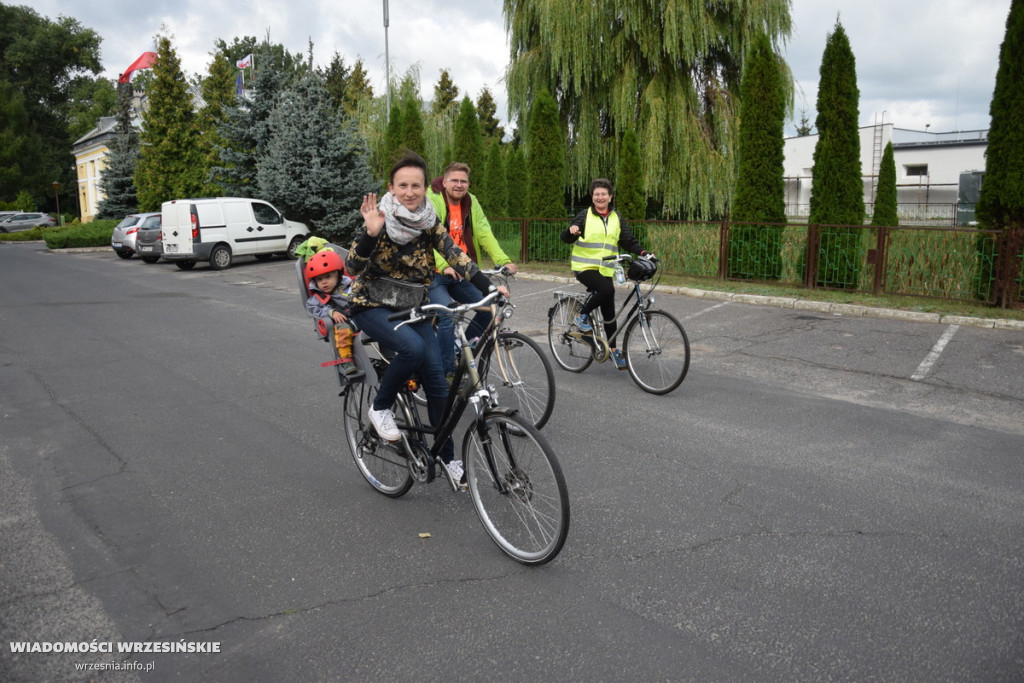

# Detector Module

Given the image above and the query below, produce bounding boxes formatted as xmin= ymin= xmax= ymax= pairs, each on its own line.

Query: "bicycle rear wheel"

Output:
xmin=623 ymin=309 xmax=690 ymax=395
xmin=547 ymin=298 xmax=593 ymax=373
xmin=463 ymin=412 xmax=569 ymax=565
xmin=482 ymin=331 xmax=556 ymax=430
xmin=343 ymin=381 xmax=414 ymax=497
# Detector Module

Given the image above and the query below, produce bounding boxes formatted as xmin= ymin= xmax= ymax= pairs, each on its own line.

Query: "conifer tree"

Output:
xmin=808 ymin=21 xmax=865 ymax=287
xmin=505 ymin=144 xmax=528 ymax=217
xmin=96 ymin=84 xmax=139 ymax=218
xmin=975 ymin=0 xmax=1024 ymax=304
xmin=213 ymin=41 xmax=304 ymax=196
xmin=257 ymin=70 xmax=374 ymax=240
xmin=977 ymin=0 xmax=1024 ymax=234
xmin=195 ymin=50 xmax=236 ymax=198
xmin=526 ymin=89 xmax=566 ymax=218
xmin=453 ymin=97 xmax=484 ymax=181
xmin=871 ymin=141 xmax=898 ymax=227
xmin=431 ymin=69 xmax=459 ymax=116
xmin=478 ymin=138 xmax=507 ymax=216
xmin=615 ymin=128 xmax=644 ymax=221
xmin=400 ymin=94 xmax=426 ymax=158
xmin=135 ymin=35 xmax=204 ymax=211
xmin=476 ymin=87 xmax=504 ymax=140
xmin=730 ymin=32 xmax=788 ymax=279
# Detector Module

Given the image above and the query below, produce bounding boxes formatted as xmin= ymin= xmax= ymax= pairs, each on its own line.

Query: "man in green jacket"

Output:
xmin=427 ymin=161 xmax=518 ymax=375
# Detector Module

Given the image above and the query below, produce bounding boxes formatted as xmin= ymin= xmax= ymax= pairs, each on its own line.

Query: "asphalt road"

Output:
xmin=2 ymin=244 xmax=1022 ymax=681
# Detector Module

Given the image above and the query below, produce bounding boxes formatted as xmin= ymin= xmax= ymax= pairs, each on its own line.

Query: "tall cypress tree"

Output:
xmin=871 ymin=141 xmax=898 ymax=227
xmin=95 ymin=84 xmax=139 ymax=219
xmin=453 ymin=97 xmax=484 ymax=179
xmin=135 ymin=35 xmax=203 ymax=211
xmin=976 ymin=0 xmax=1024 ymax=304
xmin=505 ymin=144 xmax=527 ymax=218
xmin=616 ymin=128 xmax=645 ymax=221
xmin=526 ymin=88 xmax=566 ymax=218
xmin=808 ymin=21 xmax=865 ymax=288
xmin=195 ymin=50 xmax=236 ymax=198
xmin=730 ymin=32 xmax=788 ymax=279
xmin=400 ymin=94 xmax=426 ymax=158
xmin=478 ymin=138 xmax=507 ymax=216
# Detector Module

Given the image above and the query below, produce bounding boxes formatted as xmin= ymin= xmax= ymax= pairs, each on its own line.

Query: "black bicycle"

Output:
xmin=343 ymin=291 xmax=570 ymax=565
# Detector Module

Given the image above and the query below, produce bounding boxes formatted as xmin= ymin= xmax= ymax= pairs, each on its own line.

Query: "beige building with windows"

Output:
xmin=72 ymin=117 xmax=119 ymax=223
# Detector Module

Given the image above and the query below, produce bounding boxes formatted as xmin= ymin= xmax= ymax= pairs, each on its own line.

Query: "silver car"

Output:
xmin=111 ymin=212 xmax=160 ymax=259
xmin=0 ymin=212 xmax=56 ymax=233
xmin=134 ymin=213 xmax=163 ymax=263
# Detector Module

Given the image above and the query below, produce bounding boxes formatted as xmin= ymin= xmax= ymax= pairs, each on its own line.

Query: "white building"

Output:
xmin=783 ymin=124 xmax=988 ymax=223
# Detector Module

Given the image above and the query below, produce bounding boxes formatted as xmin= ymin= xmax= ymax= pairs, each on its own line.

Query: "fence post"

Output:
xmin=804 ymin=224 xmax=819 ymax=289
xmin=867 ymin=225 xmax=887 ymax=295
xmin=519 ymin=218 xmax=528 ymax=264
xmin=718 ymin=219 xmax=730 ymax=278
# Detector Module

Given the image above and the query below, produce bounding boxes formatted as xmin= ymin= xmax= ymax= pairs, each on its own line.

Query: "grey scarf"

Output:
xmin=379 ymin=192 xmax=437 ymax=245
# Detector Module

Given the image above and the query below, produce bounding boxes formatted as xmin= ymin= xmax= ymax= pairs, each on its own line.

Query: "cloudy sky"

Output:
xmin=24 ymin=0 xmax=1013 ymax=135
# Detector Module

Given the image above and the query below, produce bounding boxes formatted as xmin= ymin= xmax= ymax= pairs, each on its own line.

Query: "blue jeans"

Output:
xmin=428 ymin=273 xmax=492 ymax=374
xmin=351 ymin=306 xmax=454 ymax=462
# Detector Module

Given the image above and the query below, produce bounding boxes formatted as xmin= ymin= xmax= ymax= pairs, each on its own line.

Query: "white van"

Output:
xmin=160 ymin=197 xmax=309 ymax=270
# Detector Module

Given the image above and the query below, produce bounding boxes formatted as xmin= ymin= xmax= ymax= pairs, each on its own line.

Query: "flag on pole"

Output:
xmin=236 ymin=71 xmax=244 ymax=96
xmin=118 ymin=51 xmax=158 ymax=83
xmin=235 ymin=54 xmax=253 ymax=69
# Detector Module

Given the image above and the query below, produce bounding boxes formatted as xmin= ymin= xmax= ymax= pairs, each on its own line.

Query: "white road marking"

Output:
xmin=911 ymin=324 xmax=959 ymax=381
xmin=682 ymin=301 xmax=730 ymax=320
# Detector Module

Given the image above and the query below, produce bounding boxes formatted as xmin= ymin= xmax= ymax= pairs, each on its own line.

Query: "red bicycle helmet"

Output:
xmin=305 ymin=249 xmax=344 ymax=281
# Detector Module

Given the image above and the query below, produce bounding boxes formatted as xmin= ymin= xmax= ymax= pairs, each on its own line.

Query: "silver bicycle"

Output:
xmin=547 ymin=254 xmax=690 ymax=395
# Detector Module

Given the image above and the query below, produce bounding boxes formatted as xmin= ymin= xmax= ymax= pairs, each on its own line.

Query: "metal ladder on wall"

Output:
xmin=870 ymin=112 xmax=886 ymax=204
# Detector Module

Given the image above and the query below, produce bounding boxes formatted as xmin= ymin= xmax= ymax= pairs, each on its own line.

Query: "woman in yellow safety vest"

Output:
xmin=560 ymin=178 xmax=654 ymax=370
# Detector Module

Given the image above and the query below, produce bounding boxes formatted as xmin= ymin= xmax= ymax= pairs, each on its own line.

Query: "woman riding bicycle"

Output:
xmin=560 ymin=178 xmax=655 ymax=370
xmin=347 ymin=152 xmax=499 ymax=481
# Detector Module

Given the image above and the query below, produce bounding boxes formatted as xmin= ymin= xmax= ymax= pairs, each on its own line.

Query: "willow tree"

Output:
xmin=503 ymin=0 xmax=791 ymax=219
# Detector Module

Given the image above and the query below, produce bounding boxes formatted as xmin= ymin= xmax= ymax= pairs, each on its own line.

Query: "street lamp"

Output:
xmin=52 ymin=181 xmax=61 ymax=226
xmin=383 ymin=0 xmax=391 ymax=122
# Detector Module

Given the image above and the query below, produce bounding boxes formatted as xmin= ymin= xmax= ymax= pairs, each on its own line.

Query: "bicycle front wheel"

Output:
xmin=343 ymin=382 xmax=414 ymax=497
xmin=482 ymin=331 xmax=556 ymax=430
xmin=623 ymin=309 xmax=690 ymax=395
xmin=547 ymin=298 xmax=593 ymax=373
xmin=463 ymin=412 xmax=569 ymax=565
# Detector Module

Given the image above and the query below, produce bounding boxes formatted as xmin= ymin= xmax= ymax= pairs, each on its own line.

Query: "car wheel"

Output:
xmin=141 ymin=256 xmax=160 ymax=264
xmin=209 ymin=244 xmax=232 ymax=270
xmin=116 ymin=250 xmax=133 ymax=259
xmin=176 ymin=260 xmax=196 ymax=271
xmin=287 ymin=236 xmax=305 ymax=260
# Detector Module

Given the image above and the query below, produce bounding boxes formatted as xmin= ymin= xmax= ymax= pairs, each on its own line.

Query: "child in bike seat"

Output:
xmin=304 ymin=249 xmax=364 ymax=380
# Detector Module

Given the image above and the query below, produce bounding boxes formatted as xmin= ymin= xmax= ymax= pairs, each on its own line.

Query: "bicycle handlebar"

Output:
xmin=388 ymin=289 xmax=504 ymax=329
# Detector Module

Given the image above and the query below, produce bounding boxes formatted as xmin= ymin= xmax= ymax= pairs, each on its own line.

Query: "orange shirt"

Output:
xmin=447 ymin=202 xmax=466 ymax=252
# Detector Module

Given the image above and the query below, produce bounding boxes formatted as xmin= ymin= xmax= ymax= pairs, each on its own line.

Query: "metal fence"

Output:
xmin=490 ymin=218 xmax=1024 ymax=308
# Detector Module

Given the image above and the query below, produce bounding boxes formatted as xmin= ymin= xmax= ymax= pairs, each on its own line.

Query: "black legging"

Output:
xmin=575 ymin=269 xmax=619 ymax=344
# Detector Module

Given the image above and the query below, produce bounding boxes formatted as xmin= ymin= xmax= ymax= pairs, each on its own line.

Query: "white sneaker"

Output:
xmin=368 ymin=407 xmax=401 ymax=442
xmin=445 ymin=459 xmax=465 ymax=482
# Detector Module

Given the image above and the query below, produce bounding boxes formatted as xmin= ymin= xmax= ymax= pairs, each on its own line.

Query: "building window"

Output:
xmin=905 ymin=164 xmax=928 ymax=177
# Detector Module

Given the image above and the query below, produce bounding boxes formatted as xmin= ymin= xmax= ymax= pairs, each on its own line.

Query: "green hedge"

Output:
xmin=42 ymin=220 xmax=117 ymax=249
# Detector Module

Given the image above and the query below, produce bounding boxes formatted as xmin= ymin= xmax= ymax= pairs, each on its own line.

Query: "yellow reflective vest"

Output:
xmin=571 ymin=210 xmax=620 ymax=277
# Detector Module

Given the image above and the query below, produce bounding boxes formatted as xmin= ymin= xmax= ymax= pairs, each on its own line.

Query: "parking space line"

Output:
xmin=682 ymin=301 xmax=730 ymax=321
xmin=911 ymin=324 xmax=959 ymax=381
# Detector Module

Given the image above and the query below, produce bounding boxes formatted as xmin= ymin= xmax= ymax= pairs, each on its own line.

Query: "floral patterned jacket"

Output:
xmin=345 ymin=220 xmax=484 ymax=311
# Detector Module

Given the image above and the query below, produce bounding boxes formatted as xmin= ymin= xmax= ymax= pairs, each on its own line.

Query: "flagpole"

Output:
xmin=383 ymin=0 xmax=390 ymax=122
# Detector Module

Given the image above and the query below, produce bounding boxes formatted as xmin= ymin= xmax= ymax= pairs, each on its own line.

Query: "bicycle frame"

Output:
xmin=577 ymin=271 xmax=658 ymax=362
xmin=382 ymin=295 xmax=521 ymax=494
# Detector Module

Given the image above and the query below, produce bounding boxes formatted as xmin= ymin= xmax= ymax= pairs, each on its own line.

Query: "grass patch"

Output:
xmin=518 ymin=260 xmax=1024 ymax=321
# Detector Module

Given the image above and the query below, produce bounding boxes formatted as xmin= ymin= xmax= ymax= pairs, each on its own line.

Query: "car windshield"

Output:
xmin=140 ymin=216 xmax=161 ymax=228
xmin=115 ymin=216 xmax=140 ymax=228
